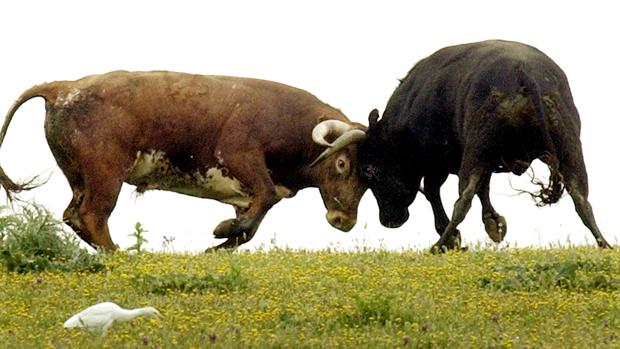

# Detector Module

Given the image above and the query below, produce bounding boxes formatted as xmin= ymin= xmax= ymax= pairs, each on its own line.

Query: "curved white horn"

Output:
xmin=312 ymin=120 xmax=353 ymax=147
xmin=310 ymin=129 xmax=366 ymax=167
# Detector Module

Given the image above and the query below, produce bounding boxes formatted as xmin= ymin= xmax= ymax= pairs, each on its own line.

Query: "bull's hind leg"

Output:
xmin=78 ymin=182 xmax=122 ymax=251
xmin=61 ymin=161 xmax=123 ymax=251
xmin=557 ymin=146 xmax=611 ymax=248
xmin=61 ymin=179 xmax=121 ymax=251
xmin=63 ymin=188 xmax=86 ymax=240
xmin=478 ymin=176 xmax=507 ymax=243
xmin=50 ymin=153 xmax=111 ymax=250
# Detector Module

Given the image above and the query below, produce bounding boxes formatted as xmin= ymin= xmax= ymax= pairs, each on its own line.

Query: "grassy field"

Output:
xmin=2 ymin=246 xmax=620 ymax=348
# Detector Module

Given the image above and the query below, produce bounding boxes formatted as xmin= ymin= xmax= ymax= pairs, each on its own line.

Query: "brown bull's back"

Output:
xmin=36 ymin=71 xmax=342 ymax=172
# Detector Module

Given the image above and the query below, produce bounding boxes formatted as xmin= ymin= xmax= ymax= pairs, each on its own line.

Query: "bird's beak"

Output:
xmin=155 ymin=311 xmax=164 ymax=319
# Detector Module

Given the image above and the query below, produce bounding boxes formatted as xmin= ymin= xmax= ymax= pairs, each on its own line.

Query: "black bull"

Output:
xmin=358 ymin=40 xmax=611 ymax=251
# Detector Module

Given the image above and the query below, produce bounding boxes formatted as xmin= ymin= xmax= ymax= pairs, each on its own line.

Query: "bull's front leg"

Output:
xmin=212 ymin=201 xmax=272 ymax=240
xmin=422 ymin=174 xmax=462 ymax=249
xmin=431 ymin=170 xmax=484 ymax=253
xmin=208 ymin=150 xmax=280 ymax=251
xmin=209 ymin=210 xmax=266 ymax=251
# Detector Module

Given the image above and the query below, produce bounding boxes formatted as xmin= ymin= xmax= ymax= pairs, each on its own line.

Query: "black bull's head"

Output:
xmin=356 ymin=109 xmax=416 ymax=228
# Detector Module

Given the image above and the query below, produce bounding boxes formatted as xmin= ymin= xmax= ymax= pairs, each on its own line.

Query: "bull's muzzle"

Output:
xmin=326 ymin=210 xmax=356 ymax=232
xmin=379 ymin=208 xmax=409 ymax=229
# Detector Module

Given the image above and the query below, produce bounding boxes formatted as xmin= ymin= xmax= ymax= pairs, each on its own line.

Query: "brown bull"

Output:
xmin=0 ymin=71 xmax=368 ymax=251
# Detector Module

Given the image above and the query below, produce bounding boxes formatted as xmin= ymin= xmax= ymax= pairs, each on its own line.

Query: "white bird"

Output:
xmin=63 ymin=302 xmax=162 ymax=335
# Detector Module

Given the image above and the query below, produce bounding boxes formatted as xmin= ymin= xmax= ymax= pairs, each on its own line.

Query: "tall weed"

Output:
xmin=0 ymin=203 xmax=105 ymax=273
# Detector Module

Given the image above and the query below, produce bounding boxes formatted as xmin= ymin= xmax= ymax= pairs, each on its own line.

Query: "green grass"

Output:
xmin=0 ymin=204 xmax=104 ymax=273
xmin=2 ymin=247 xmax=620 ymax=348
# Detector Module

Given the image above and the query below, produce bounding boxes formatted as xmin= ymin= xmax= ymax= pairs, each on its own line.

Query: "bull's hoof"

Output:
xmin=213 ymin=218 xmax=254 ymax=239
xmin=213 ymin=219 xmax=242 ymax=238
xmin=430 ymin=243 xmax=446 ymax=254
xmin=204 ymin=245 xmax=220 ymax=253
xmin=204 ymin=244 xmax=235 ymax=253
xmin=430 ymin=244 xmax=468 ymax=254
xmin=430 ymin=231 xmax=462 ymax=254
xmin=483 ymin=213 xmax=507 ymax=243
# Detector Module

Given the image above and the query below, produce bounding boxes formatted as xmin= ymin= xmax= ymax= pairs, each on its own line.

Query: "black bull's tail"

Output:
xmin=0 ymin=85 xmax=51 ymax=201
xmin=518 ymin=67 xmax=565 ymax=205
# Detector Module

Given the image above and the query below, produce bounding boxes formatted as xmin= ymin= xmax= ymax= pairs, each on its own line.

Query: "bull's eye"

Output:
xmin=335 ymin=155 xmax=350 ymax=174
xmin=361 ymin=164 xmax=377 ymax=181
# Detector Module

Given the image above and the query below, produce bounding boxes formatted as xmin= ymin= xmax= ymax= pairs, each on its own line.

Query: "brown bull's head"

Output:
xmin=310 ymin=120 xmax=368 ymax=232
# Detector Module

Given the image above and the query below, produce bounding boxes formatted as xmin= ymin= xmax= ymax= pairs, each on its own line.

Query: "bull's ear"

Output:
xmin=368 ymin=109 xmax=380 ymax=127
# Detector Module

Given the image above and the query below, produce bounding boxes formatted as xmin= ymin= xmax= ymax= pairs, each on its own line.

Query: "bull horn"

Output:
xmin=310 ymin=129 xmax=366 ymax=167
xmin=311 ymin=120 xmax=353 ymax=147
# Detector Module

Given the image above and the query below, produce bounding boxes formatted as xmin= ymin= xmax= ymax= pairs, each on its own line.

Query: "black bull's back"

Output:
xmin=360 ymin=40 xmax=610 ymax=250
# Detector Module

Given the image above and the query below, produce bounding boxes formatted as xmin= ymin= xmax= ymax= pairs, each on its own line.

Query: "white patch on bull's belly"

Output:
xmin=126 ymin=150 xmax=252 ymax=208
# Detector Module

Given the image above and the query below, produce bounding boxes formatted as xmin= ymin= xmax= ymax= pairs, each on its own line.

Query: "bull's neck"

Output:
xmin=286 ymin=164 xmax=317 ymax=190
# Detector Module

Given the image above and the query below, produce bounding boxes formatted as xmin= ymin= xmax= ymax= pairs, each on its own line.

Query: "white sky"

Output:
xmin=0 ymin=1 xmax=618 ymax=252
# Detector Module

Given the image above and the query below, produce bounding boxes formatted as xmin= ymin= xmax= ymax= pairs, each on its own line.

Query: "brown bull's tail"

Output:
xmin=0 ymin=84 xmax=52 ymax=201
xmin=518 ymin=66 xmax=564 ymax=205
